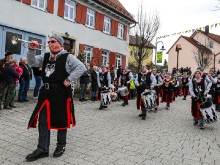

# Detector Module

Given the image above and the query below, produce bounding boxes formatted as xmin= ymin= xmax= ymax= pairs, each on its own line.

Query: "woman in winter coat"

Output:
xmin=91 ymin=66 xmax=99 ymax=101
xmin=2 ymin=60 xmax=19 ymax=109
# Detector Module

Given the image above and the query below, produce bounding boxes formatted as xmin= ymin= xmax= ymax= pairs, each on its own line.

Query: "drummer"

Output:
xmin=152 ymin=68 xmax=163 ymax=107
xmin=188 ymin=70 xmax=212 ymax=129
xmin=118 ymin=66 xmax=133 ymax=106
xmin=98 ymin=66 xmax=111 ymax=100
xmin=135 ymin=66 xmax=156 ymax=120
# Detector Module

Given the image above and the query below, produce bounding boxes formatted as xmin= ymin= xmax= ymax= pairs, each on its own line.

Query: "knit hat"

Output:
xmin=49 ymin=34 xmax=64 ymax=46
xmin=194 ymin=70 xmax=201 ymax=74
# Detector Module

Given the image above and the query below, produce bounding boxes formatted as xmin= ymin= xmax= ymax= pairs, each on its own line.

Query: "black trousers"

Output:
xmin=37 ymin=108 xmax=67 ymax=152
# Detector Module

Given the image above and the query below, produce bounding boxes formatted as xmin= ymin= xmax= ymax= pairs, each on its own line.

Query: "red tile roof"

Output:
xmin=129 ymin=35 xmax=155 ymax=48
xmin=96 ymin=0 xmax=136 ymax=22
xmin=166 ymin=35 xmax=211 ymax=54
xmin=198 ymin=30 xmax=220 ymax=44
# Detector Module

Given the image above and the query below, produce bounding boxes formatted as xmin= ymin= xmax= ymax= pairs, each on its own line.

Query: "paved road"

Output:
xmin=0 ymin=94 xmax=220 ymax=165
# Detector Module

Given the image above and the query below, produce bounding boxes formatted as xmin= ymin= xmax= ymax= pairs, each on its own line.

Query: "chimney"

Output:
xmin=205 ymin=25 xmax=209 ymax=34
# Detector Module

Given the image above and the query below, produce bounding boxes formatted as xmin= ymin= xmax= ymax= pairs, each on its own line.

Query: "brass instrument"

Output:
xmin=11 ymin=34 xmax=46 ymax=50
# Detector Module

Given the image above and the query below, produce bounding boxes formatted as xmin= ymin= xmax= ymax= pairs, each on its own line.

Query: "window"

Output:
xmin=31 ymin=0 xmax=47 ymax=10
xmin=116 ymin=54 xmax=122 ymax=69
xmin=5 ymin=32 xmax=22 ymax=55
xmin=64 ymin=0 xmax=76 ymax=21
xmin=117 ymin=23 xmax=124 ymax=39
xmin=130 ymin=50 xmax=133 ymax=56
xmin=84 ymin=46 xmax=93 ymax=64
xmin=102 ymin=50 xmax=109 ymax=66
xmin=209 ymin=41 xmax=214 ymax=48
xmin=103 ymin=16 xmax=111 ymax=34
xmin=86 ymin=9 xmax=95 ymax=28
xmin=28 ymin=37 xmax=42 ymax=55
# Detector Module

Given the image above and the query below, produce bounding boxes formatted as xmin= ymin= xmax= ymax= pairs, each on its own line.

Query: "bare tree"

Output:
xmin=192 ymin=42 xmax=213 ymax=69
xmin=212 ymin=0 xmax=220 ymax=11
xmin=130 ymin=0 xmax=160 ymax=72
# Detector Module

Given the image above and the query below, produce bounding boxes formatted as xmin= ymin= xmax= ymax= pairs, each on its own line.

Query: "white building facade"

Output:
xmin=0 ymin=0 xmax=135 ymax=87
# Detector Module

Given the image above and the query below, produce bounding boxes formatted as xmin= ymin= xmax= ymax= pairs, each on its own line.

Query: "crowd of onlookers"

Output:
xmin=0 ymin=52 xmax=42 ymax=110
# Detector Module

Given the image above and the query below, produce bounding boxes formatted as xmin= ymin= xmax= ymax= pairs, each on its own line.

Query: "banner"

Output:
xmin=156 ymin=22 xmax=220 ymax=39
xmin=157 ymin=52 xmax=163 ymax=63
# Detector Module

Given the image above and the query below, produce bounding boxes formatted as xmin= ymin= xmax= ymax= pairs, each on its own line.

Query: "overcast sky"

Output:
xmin=120 ymin=0 xmax=220 ymax=65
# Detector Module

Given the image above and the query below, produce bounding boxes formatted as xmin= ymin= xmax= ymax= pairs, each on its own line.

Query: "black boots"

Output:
xmin=122 ymin=100 xmax=128 ymax=106
xmin=53 ymin=146 xmax=65 ymax=157
xmin=26 ymin=149 xmax=49 ymax=162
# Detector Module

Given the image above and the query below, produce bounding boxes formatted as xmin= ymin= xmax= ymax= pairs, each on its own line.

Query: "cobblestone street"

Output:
xmin=0 ymin=94 xmax=220 ymax=165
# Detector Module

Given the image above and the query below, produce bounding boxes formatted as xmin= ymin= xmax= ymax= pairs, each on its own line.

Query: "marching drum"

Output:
xmin=200 ymin=100 xmax=218 ymax=124
xmin=99 ymin=87 xmax=111 ymax=110
xmin=141 ymin=89 xmax=158 ymax=112
xmin=118 ymin=86 xmax=128 ymax=97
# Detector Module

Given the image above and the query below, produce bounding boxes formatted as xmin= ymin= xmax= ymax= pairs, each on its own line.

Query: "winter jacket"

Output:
xmin=2 ymin=65 xmax=19 ymax=85
xmin=19 ymin=62 xmax=32 ymax=80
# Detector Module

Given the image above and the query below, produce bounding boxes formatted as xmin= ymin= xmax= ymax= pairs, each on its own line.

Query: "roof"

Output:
xmin=129 ymin=35 xmax=155 ymax=48
xmin=195 ymin=30 xmax=220 ymax=44
xmin=95 ymin=0 xmax=136 ymax=22
xmin=166 ymin=35 xmax=211 ymax=54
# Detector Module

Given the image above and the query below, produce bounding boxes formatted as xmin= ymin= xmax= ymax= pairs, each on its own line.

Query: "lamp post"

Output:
xmin=154 ymin=38 xmax=166 ymax=69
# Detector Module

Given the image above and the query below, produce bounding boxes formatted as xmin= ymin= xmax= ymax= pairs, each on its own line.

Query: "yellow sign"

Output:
xmin=157 ymin=52 xmax=163 ymax=63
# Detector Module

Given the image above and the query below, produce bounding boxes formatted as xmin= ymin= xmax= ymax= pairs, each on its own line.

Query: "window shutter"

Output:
xmin=23 ymin=0 xmax=31 ymax=5
xmin=57 ymin=0 xmax=65 ymax=17
xmin=81 ymin=5 xmax=87 ymax=24
xmin=76 ymin=3 xmax=83 ymax=23
xmin=114 ymin=21 xmax=118 ymax=37
xmin=79 ymin=44 xmax=84 ymax=52
xmin=95 ymin=12 xmax=100 ymax=30
xmin=99 ymin=14 xmax=104 ymax=31
xmin=111 ymin=19 xmax=115 ymax=36
xmin=47 ymin=0 xmax=54 ymax=14
xmin=122 ymin=55 xmax=126 ymax=69
xmin=109 ymin=52 xmax=116 ymax=67
xmin=123 ymin=26 xmax=127 ymax=40
xmin=98 ymin=49 xmax=103 ymax=66
xmin=93 ymin=47 xmax=99 ymax=65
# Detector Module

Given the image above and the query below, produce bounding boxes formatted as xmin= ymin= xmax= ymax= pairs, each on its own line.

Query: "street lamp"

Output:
xmin=154 ymin=40 xmax=166 ymax=69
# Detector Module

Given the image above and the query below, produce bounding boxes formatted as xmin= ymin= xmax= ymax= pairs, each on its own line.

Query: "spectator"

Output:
xmin=91 ymin=66 xmax=99 ymax=101
xmin=77 ymin=50 xmax=85 ymax=63
xmin=13 ymin=59 xmax=23 ymax=87
xmin=0 ymin=52 xmax=13 ymax=109
xmin=2 ymin=60 xmax=19 ymax=109
xmin=90 ymin=57 xmax=96 ymax=69
xmin=79 ymin=64 xmax=90 ymax=101
xmin=106 ymin=63 xmax=110 ymax=72
xmin=18 ymin=57 xmax=32 ymax=102
xmin=217 ymin=69 xmax=220 ymax=75
xmin=32 ymin=67 xmax=42 ymax=99
xmin=117 ymin=65 xmax=122 ymax=79
xmin=110 ymin=64 xmax=115 ymax=81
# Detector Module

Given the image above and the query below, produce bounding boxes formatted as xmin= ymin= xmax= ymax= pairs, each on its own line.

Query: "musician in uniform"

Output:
xmin=26 ymin=35 xmax=86 ymax=161
xmin=98 ymin=66 xmax=111 ymax=100
xmin=172 ymin=74 xmax=179 ymax=99
xmin=182 ymin=72 xmax=190 ymax=100
xmin=189 ymin=70 xmax=212 ymax=129
xmin=135 ymin=66 xmax=156 ymax=120
xmin=152 ymin=68 xmax=163 ymax=106
xmin=213 ymin=74 xmax=220 ymax=111
xmin=162 ymin=72 xmax=175 ymax=110
xmin=118 ymin=66 xmax=133 ymax=106
xmin=207 ymin=69 xmax=217 ymax=102
xmin=196 ymin=66 xmax=212 ymax=84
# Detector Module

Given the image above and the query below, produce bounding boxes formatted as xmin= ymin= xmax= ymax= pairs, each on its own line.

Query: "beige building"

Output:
xmin=167 ymin=30 xmax=220 ymax=72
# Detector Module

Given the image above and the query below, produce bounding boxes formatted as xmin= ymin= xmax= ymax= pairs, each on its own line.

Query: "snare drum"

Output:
xmin=118 ymin=86 xmax=128 ymax=96
xmin=200 ymin=101 xmax=218 ymax=124
xmin=101 ymin=92 xmax=111 ymax=106
xmin=141 ymin=90 xmax=157 ymax=110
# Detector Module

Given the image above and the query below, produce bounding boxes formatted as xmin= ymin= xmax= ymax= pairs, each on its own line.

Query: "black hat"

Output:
xmin=5 ymin=52 xmax=12 ymax=57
